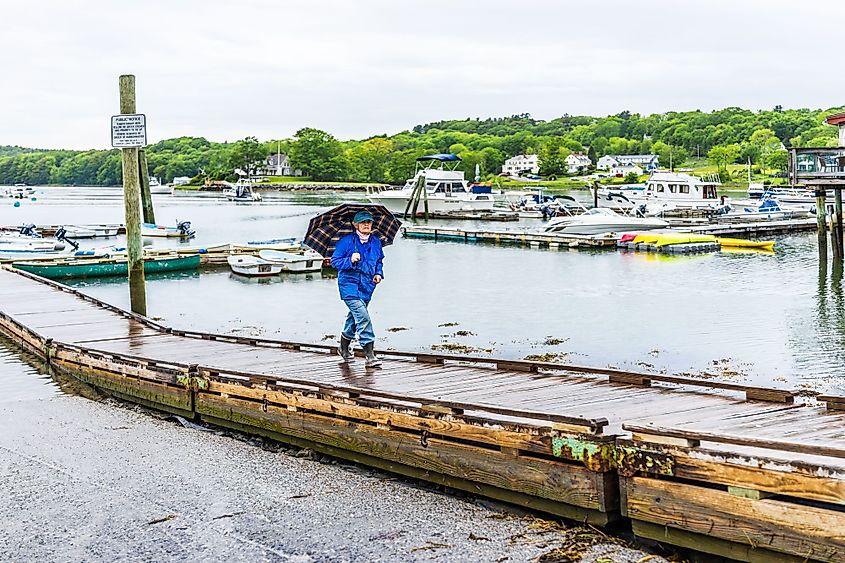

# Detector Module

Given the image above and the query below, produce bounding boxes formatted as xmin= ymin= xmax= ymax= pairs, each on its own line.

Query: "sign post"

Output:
xmin=114 ymin=75 xmax=146 ymax=316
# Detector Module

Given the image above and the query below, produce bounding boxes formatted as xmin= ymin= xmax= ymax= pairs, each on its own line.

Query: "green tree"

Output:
xmin=347 ymin=138 xmax=393 ymax=182
xmin=748 ymin=128 xmax=781 ymax=173
xmin=289 ymin=128 xmax=348 ymax=181
xmin=766 ymin=150 xmax=788 ymax=173
xmin=707 ymin=144 xmax=741 ymax=172
xmin=653 ymin=142 xmax=688 ymax=169
xmin=623 ymin=171 xmax=640 ymax=184
xmin=228 ymin=136 xmax=268 ymax=178
xmin=538 ymin=138 xmax=570 ymax=176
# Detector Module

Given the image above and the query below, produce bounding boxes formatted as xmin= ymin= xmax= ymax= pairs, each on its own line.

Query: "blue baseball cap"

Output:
xmin=352 ymin=210 xmax=374 ymax=223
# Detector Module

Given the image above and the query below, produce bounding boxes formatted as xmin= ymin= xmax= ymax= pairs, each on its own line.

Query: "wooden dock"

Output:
xmin=401 ymin=226 xmax=617 ymax=248
xmin=1 ymin=266 xmax=844 ymax=561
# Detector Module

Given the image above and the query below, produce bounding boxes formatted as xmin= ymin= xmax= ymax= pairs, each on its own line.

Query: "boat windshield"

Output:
xmin=703 ymin=185 xmax=717 ymax=199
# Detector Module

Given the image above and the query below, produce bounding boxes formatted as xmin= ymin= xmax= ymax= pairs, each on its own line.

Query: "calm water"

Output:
xmin=1 ymin=186 xmax=844 ymax=399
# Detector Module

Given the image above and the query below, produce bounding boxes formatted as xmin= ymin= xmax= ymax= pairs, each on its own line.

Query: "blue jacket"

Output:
xmin=331 ymin=233 xmax=385 ymax=302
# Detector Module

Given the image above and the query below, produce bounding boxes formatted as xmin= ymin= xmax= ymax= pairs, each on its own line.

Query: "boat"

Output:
xmin=367 ymin=154 xmax=494 ymax=214
xmin=599 ymin=172 xmax=722 ymax=214
xmin=12 ymin=254 xmax=201 ymax=279
xmin=141 ymin=221 xmax=195 ymax=238
xmin=3 ymin=184 xmax=35 ymax=198
xmin=543 ymin=208 xmax=669 ymax=235
xmin=148 ymin=176 xmax=172 ymax=195
xmin=716 ymin=197 xmax=811 ymax=221
xmin=620 ymin=232 xmax=776 ymax=252
xmin=224 ymin=180 xmax=262 ymax=202
xmin=227 ymin=255 xmax=283 ymax=277
xmin=257 ymin=249 xmax=323 ymax=272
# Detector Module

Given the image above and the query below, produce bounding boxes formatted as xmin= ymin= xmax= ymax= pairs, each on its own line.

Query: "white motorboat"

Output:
xmin=717 ymin=197 xmax=812 ymax=221
xmin=224 ymin=180 xmax=262 ymax=202
xmin=3 ymin=184 xmax=35 ymax=199
xmin=599 ymin=172 xmax=721 ymax=213
xmin=227 ymin=255 xmax=284 ymax=277
xmin=543 ymin=208 xmax=669 ymax=235
xmin=75 ymin=224 xmax=120 ymax=237
xmin=142 ymin=221 xmax=195 ymax=238
xmin=258 ymin=249 xmax=323 ymax=272
xmin=368 ymin=154 xmax=494 ymax=215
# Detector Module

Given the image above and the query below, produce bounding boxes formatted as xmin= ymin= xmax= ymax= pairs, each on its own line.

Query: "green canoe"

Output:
xmin=13 ymin=254 xmax=201 ymax=280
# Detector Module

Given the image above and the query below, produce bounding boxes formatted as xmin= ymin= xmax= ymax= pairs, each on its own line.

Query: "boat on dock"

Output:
xmin=368 ymin=154 xmax=494 ymax=215
xmin=12 ymin=254 xmax=201 ymax=279
xmin=141 ymin=221 xmax=195 ymax=238
xmin=543 ymin=208 xmax=669 ymax=235
xmin=257 ymin=249 xmax=323 ymax=272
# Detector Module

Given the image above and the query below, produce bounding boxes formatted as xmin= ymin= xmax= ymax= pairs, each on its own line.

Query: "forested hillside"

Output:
xmin=1 ymin=106 xmax=841 ymax=186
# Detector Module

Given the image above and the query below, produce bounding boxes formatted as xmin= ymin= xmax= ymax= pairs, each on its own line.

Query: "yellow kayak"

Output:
xmin=717 ymin=238 xmax=775 ymax=252
xmin=631 ymin=233 xmax=717 ymax=247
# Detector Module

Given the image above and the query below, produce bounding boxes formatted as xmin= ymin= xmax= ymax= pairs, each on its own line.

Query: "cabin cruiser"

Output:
xmin=543 ymin=208 xmax=669 ymax=235
xmin=224 ymin=180 xmax=262 ymax=202
xmin=368 ymin=154 xmax=494 ymax=214
xmin=3 ymin=184 xmax=35 ymax=198
xmin=148 ymin=176 xmax=172 ymax=195
xmin=599 ymin=172 xmax=721 ymax=214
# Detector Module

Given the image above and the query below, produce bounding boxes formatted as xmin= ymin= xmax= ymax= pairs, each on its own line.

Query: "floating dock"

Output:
xmin=401 ymin=226 xmax=617 ymax=248
xmin=1 ymin=266 xmax=843 ymax=561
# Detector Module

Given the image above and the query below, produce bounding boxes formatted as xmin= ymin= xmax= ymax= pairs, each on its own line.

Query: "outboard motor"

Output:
xmin=635 ymin=204 xmax=648 ymax=218
xmin=55 ymin=227 xmax=80 ymax=250
xmin=176 ymin=220 xmax=195 ymax=237
xmin=19 ymin=223 xmax=40 ymax=238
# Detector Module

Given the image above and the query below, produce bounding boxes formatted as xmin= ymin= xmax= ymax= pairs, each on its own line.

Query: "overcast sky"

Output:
xmin=1 ymin=0 xmax=842 ymax=150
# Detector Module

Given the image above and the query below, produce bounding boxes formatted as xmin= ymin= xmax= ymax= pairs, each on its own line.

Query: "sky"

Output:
xmin=1 ymin=0 xmax=843 ymax=150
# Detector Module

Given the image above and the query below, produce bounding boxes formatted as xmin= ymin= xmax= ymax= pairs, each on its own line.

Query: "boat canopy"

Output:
xmin=417 ymin=154 xmax=462 ymax=162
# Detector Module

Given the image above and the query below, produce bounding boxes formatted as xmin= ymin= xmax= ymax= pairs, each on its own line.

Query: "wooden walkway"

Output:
xmin=1 ymin=266 xmax=844 ymax=562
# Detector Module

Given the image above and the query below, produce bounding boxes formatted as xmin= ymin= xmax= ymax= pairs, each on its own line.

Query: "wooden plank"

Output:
xmin=616 ymin=439 xmax=845 ymax=506
xmin=206 ymin=380 xmax=559 ymax=456
xmin=625 ymin=476 xmax=845 ymax=562
xmin=624 ymin=423 xmax=845 ymax=460
xmin=196 ymin=394 xmax=614 ymax=512
xmin=632 ymin=520 xmax=810 ymax=563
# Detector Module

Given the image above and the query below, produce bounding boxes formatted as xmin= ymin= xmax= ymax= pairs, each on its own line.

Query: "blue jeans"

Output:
xmin=342 ymin=299 xmax=375 ymax=346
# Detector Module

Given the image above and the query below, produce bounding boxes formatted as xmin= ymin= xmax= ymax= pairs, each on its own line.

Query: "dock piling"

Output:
xmin=118 ymin=74 xmax=147 ymax=316
xmin=138 ymin=149 xmax=155 ymax=225
xmin=816 ymin=187 xmax=828 ymax=261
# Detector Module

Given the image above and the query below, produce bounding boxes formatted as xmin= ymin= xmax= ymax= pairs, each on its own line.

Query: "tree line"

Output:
xmin=0 ymin=105 xmax=842 ymax=186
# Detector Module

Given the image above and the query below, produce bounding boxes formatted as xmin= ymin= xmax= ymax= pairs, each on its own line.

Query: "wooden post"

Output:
xmin=422 ymin=175 xmax=429 ymax=220
xmin=816 ymin=187 xmax=828 ymax=262
xmin=119 ymin=75 xmax=147 ymax=316
xmin=592 ymin=182 xmax=598 ymax=208
xmin=835 ymin=188 xmax=844 ymax=261
xmin=138 ymin=149 xmax=155 ymax=224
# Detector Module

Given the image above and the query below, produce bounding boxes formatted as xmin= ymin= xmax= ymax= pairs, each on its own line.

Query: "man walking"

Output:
xmin=330 ymin=210 xmax=385 ymax=367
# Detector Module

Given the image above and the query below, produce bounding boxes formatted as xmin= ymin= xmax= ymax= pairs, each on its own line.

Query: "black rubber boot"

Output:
xmin=339 ymin=336 xmax=354 ymax=362
xmin=363 ymin=342 xmax=382 ymax=368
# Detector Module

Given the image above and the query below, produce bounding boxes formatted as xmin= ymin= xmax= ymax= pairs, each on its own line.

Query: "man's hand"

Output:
xmin=351 ymin=252 xmax=361 ymax=264
xmin=373 ymin=274 xmax=382 ymax=284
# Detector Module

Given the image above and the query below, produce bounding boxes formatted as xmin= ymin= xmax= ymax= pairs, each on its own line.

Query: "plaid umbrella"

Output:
xmin=303 ymin=203 xmax=401 ymax=257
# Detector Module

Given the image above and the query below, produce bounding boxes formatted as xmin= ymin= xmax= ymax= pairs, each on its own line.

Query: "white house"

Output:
xmin=501 ymin=154 xmax=540 ymax=176
xmin=259 ymin=153 xmax=302 ymax=177
xmin=611 ymin=163 xmax=644 ymax=177
xmin=565 ymin=153 xmax=592 ymax=174
xmin=597 ymin=154 xmax=659 ymax=171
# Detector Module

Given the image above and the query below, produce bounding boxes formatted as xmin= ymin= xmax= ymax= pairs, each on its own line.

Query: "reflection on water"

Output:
xmin=1 ymin=186 xmax=844 ymax=397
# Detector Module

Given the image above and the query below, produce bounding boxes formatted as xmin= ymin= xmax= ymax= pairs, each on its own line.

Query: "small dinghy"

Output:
xmin=257 ymin=249 xmax=323 ymax=273
xmin=227 ymin=255 xmax=283 ymax=277
xmin=142 ymin=221 xmax=195 ymax=238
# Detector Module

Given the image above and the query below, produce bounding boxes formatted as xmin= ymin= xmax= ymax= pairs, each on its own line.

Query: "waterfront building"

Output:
xmin=597 ymin=154 xmax=659 ymax=171
xmin=259 ymin=153 xmax=302 ymax=177
xmin=501 ymin=154 xmax=540 ymax=176
xmin=611 ymin=163 xmax=644 ymax=177
xmin=565 ymin=152 xmax=592 ymax=174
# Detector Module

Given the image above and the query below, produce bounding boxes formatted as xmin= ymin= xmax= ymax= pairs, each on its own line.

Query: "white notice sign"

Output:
xmin=111 ymin=114 xmax=147 ymax=148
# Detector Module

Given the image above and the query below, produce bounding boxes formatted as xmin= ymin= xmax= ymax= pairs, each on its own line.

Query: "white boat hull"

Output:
xmin=258 ymin=249 xmax=323 ymax=272
xmin=368 ymin=192 xmax=494 ymax=214
xmin=227 ymin=255 xmax=284 ymax=277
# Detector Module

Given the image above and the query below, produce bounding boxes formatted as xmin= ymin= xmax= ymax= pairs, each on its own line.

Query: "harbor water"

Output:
xmin=1 ymin=186 xmax=843 ymax=398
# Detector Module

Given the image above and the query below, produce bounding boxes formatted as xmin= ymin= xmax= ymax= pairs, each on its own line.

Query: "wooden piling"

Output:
xmin=816 ymin=187 xmax=828 ymax=261
xmin=118 ymin=75 xmax=146 ymax=316
xmin=835 ymin=188 xmax=844 ymax=261
xmin=138 ymin=149 xmax=155 ymax=225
